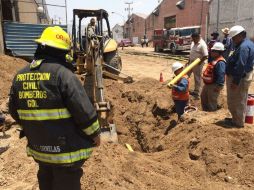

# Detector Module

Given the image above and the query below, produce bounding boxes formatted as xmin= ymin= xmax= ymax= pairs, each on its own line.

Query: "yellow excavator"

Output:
xmin=71 ymin=9 xmax=132 ymax=142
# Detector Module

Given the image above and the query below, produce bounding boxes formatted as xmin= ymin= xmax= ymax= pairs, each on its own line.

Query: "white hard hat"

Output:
xmin=211 ymin=42 xmax=225 ymax=51
xmin=229 ymin=25 xmax=245 ymax=37
xmin=172 ymin=62 xmax=184 ymax=73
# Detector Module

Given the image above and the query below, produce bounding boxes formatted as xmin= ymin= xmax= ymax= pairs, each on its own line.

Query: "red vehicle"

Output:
xmin=153 ymin=26 xmax=201 ymax=53
xmin=118 ymin=38 xmax=134 ymax=47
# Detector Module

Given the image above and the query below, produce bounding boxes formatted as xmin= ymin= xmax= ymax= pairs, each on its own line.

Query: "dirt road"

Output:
xmin=119 ymin=49 xmax=177 ymax=81
xmin=119 ymin=47 xmax=190 ymax=83
xmin=120 ymin=47 xmax=254 ymax=94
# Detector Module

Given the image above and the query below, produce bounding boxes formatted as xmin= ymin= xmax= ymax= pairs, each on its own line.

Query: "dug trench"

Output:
xmin=104 ymin=78 xmax=229 ymax=154
xmin=82 ymin=79 xmax=254 ymax=190
xmin=1 ymin=55 xmax=254 ymax=190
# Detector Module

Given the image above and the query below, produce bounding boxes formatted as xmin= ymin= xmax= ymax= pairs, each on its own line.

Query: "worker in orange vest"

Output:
xmin=171 ymin=62 xmax=190 ymax=122
xmin=201 ymin=42 xmax=226 ymax=111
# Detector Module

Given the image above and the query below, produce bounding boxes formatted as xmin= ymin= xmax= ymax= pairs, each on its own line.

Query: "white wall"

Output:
xmin=209 ymin=0 xmax=254 ymax=39
xmin=112 ymin=24 xmax=124 ymax=43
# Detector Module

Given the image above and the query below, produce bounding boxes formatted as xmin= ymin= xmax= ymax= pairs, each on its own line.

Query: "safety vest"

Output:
xmin=10 ymin=58 xmax=100 ymax=165
xmin=202 ymin=56 xmax=225 ymax=84
xmin=172 ymin=75 xmax=190 ymax=101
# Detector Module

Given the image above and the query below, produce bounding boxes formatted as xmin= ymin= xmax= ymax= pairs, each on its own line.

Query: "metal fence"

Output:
xmin=3 ymin=21 xmax=67 ymax=58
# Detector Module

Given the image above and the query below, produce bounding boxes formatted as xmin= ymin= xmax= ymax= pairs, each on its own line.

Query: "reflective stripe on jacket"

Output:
xmin=26 ymin=147 xmax=93 ymax=164
xmin=9 ymin=57 xmax=101 ymax=165
xmin=172 ymin=75 xmax=190 ymax=101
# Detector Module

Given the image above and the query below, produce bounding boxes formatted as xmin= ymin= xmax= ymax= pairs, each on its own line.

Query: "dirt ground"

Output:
xmin=1 ymin=50 xmax=254 ymax=190
xmin=0 ymin=55 xmax=27 ymax=105
xmin=120 ymin=51 xmax=175 ymax=81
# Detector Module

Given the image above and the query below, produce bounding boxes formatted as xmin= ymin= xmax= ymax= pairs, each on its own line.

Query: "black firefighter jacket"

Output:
xmin=9 ymin=56 xmax=101 ymax=165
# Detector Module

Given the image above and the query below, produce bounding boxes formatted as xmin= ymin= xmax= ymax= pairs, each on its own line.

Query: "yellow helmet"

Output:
xmin=35 ymin=26 xmax=71 ymax=50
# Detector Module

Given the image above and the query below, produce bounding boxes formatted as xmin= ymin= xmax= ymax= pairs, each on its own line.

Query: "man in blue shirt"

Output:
xmin=201 ymin=42 xmax=226 ymax=111
xmin=222 ymin=27 xmax=234 ymax=60
xmin=208 ymin=32 xmax=220 ymax=62
xmin=225 ymin=25 xmax=254 ymax=127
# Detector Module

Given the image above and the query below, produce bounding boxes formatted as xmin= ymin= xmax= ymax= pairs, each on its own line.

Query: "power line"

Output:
xmin=125 ymin=1 xmax=133 ymax=18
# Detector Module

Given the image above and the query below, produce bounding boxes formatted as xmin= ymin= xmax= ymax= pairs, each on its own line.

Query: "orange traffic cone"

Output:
xmin=159 ymin=72 xmax=164 ymax=82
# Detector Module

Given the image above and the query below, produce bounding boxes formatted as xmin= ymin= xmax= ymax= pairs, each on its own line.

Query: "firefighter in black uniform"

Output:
xmin=9 ymin=26 xmax=101 ymax=190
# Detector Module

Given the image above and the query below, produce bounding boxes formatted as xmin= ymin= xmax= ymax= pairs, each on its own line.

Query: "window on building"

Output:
xmin=164 ymin=16 xmax=176 ymax=29
xmin=2 ymin=0 xmax=14 ymax=20
xmin=168 ymin=30 xmax=174 ymax=36
xmin=179 ymin=28 xmax=201 ymax=37
xmin=152 ymin=7 xmax=160 ymax=16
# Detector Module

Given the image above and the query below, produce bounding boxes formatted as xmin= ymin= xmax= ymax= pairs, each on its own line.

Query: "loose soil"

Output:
xmin=0 ymin=55 xmax=27 ymax=105
xmin=0 ymin=53 xmax=254 ymax=190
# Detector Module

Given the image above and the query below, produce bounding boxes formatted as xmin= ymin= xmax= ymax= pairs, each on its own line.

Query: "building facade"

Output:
xmin=209 ymin=0 xmax=254 ymax=39
xmin=0 ymin=0 xmax=4 ymax=53
xmin=146 ymin=0 xmax=209 ymax=40
xmin=123 ymin=0 xmax=209 ymax=42
xmin=112 ymin=24 xmax=124 ymax=43
xmin=124 ymin=13 xmax=147 ymax=44
xmin=1 ymin=0 xmax=50 ymax=24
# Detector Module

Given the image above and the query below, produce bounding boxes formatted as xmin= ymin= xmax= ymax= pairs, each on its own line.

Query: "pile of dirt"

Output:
xmin=1 ymin=55 xmax=254 ymax=190
xmin=81 ymin=79 xmax=254 ymax=190
xmin=0 ymin=55 xmax=27 ymax=105
xmin=0 ymin=55 xmax=27 ymax=134
xmin=82 ymin=124 xmax=254 ymax=189
xmin=0 ymin=129 xmax=37 ymax=190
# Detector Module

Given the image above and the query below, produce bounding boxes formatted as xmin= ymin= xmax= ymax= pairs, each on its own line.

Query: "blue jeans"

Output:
xmin=174 ymin=100 xmax=188 ymax=118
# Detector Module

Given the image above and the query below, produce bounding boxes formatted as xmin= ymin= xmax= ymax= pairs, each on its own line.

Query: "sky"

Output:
xmin=45 ymin=0 xmax=160 ymax=26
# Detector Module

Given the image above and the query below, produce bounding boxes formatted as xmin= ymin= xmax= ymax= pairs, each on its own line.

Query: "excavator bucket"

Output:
xmin=100 ymin=124 xmax=118 ymax=143
xmin=95 ymin=102 xmax=118 ymax=143
xmin=103 ymin=71 xmax=134 ymax=83
xmin=102 ymin=63 xmax=134 ymax=83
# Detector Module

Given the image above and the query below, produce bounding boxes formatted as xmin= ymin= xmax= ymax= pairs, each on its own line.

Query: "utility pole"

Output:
xmin=125 ymin=1 xmax=133 ymax=19
xmin=125 ymin=1 xmax=133 ymax=39
xmin=200 ymin=0 xmax=204 ymax=26
xmin=10 ymin=0 xmax=16 ymax=21
xmin=0 ymin=0 xmax=4 ymax=54
xmin=53 ymin=15 xmax=58 ymax=24
xmin=216 ymin=0 xmax=220 ymax=31
xmin=65 ymin=0 xmax=67 ymax=25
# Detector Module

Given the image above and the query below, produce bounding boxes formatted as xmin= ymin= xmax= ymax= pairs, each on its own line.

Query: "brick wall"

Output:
xmin=17 ymin=0 xmax=39 ymax=24
xmin=17 ymin=0 xmax=50 ymax=24
xmin=124 ymin=14 xmax=146 ymax=43
xmin=127 ymin=0 xmax=209 ymax=42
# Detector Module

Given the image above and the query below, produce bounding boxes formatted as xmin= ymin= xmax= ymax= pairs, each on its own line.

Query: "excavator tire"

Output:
xmin=103 ymin=51 xmax=122 ymax=75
